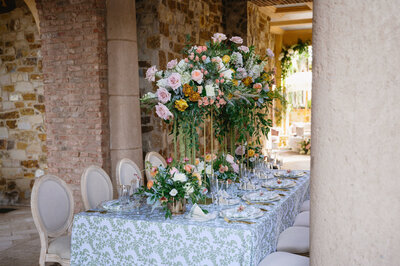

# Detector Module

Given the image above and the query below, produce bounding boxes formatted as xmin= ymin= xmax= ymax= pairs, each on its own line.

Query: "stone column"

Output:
xmin=107 ymin=0 xmax=143 ymax=191
xmin=311 ymin=0 xmax=400 ymax=265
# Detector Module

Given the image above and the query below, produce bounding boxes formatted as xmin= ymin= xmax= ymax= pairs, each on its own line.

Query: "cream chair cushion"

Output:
xmin=300 ymin=200 xmax=310 ymax=212
xmin=277 ymin=227 xmax=309 ymax=254
xmin=293 ymin=211 xmax=310 ymax=227
xmin=48 ymin=235 xmax=71 ymax=260
xmin=258 ymin=252 xmax=309 ymax=266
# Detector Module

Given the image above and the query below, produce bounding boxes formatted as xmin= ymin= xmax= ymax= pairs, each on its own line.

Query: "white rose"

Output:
xmin=196 ymin=161 xmax=205 ymax=173
xmin=184 ymin=183 xmax=194 ymax=195
xmin=278 ymin=53 xmax=284 ymax=61
xmin=288 ymin=49 xmax=294 ymax=55
xmin=222 ymin=69 xmax=234 ymax=80
xmin=169 ymin=188 xmax=178 ymax=197
xmin=205 ymin=165 xmax=212 ymax=175
xmin=176 ymin=59 xmax=187 ymax=73
xmin=172 ymin=173 xmax=187 ymax=182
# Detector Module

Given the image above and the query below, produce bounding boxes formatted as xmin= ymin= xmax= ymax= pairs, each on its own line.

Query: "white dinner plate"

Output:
xmin=262 ymin=179 xmax=296 ymax=189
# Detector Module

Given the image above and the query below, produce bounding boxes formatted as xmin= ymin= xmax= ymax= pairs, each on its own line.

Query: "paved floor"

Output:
xmin=278 ymin=150 xmax=310 ymax=170
xmin=0 ymin=207 xmax=40 ymax=266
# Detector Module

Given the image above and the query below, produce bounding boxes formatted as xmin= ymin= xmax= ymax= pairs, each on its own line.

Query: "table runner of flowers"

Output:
xmin=71 ymin=171 xmax=309 ymax=266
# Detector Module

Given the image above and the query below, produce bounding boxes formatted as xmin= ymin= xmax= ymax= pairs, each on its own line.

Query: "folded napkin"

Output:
xmin=186 ymin=204 xmax=217 ymax=222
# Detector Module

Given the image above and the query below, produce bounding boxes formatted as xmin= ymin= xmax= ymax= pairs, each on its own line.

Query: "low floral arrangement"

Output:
xmin=208 ymin=153 xmax=239 ymax=181
xmin=299 ymin=138 xmax=311 ymax=155
xmin=235 ymin=143 xmax=264 ymax=168
xmin=139 ymin=160 xmax=207 ymax=218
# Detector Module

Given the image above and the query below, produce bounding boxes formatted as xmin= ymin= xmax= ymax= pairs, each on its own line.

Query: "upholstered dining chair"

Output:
xmin=81 ymin=165 xmax=113 ymax=210
xmin=276 ymin=226 xmax=310 ymax=255
xmin=258 ymin=252 xmax=309 ymax=266
xmin=300 ymin=200 xmax=310 ymax=212
xmin=144 ymin=151 xmax=167 ymax=181
xmin=31 ymin=174 xmax=74 ymax=266
xmin=116 ymin=158 xmax=142 ymax=196
xmin=293 ymin=211 xmax=310 ymax=227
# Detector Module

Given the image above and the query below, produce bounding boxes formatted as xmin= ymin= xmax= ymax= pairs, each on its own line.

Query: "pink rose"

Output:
xmin=156 ymin=87 xmax=171 ymax=104
xmin=145 ymin=65 xmax=157 ymax=82
xmin=189 ymin=53 xmax=194 ymax=60
xmin=201 ymin=46 xmax=207 ymax=52
xmin=170 ymin=167 xmax=179 ymax=176
xmin=219 ymin=165 xmax=226 ymax=173
xmin=167 ymin=73 xmax=182 ymax=91
xmin=167 ymin=59 xmax=178 ymax=69
xmin=155 ymin=103 xmax=173 ymax=120
xmin=219 ymin=98 xmax=226 ymax=105
xmin=253 ymin=83 xmax=262 ymax=90
xmin=238 ymin=46 xmax=250 ymax=53
xmin=211 ymin=33 xmax=227 ymax=43
xmin=191 ymin=70 xmax=203 ymax=83
xmin=232 ymin=163 xmax=239 ymax=173
xmin=229 ymin=36 xmax=243 ymax=44
xmin=197 ymin=86 xmax=203 ymax=94
xmin=201 ymin=55 xmax=206 ymax=61
xmin=166 ymin=157 xmax=173 ymax=164
xmin=226 ymin=154 xmax=235 ymax=164
xmin=235 ymin=145 xmax=245 ymax=156
xmin=196 ymin=47 xmax=202 ymax=53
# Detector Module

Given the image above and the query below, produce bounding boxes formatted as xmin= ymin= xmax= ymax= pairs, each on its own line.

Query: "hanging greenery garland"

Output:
xmin=278 ymin=39 xmax=311 ymax=80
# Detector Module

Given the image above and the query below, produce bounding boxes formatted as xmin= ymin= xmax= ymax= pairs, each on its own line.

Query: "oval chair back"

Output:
xmin=116 ymin=158 xmax=142 ymax=196
xmin=144 ymin=152 xmax=167 ymax=181
xmin=81 ymin=165 xmax=113 ymax=210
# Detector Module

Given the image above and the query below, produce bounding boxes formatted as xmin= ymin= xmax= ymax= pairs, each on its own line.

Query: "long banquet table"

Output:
xmin=71 ymin=170 xmax=310 ymax=266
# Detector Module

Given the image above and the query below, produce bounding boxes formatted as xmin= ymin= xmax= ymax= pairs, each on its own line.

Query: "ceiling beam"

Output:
xmin=270 ymin=26 xmax=285 ymax=35
xmin=270 ymin=18 xmax=313 ymax=26
xmin=305 ymin=2 xmax=313 ymax=9
xmin=274 ymin=5 xmax=311 ymax=14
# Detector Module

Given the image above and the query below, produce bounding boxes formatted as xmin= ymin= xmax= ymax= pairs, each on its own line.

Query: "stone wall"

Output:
xmin=36 ymin=0 xmax=109 ymax=212
xmin=247 ymin=1 xmax=276 ymax=70
xmin=223 ymin=0 xmax=248 ymax=45
xmin=0 ymin=0 xmax=45 ymax=204
xmin=136 ymin=0 xmax=224 ymax=158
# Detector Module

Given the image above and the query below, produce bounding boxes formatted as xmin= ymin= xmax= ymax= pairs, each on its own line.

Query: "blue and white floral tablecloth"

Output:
xmin=71 ymin=170 xmax=310 ymax=266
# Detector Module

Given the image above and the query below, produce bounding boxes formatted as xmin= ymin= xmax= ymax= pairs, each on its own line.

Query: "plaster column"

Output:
xmin=107 ymin=0 xmax=143 ymax=190
xmin=311 ymin=1 xmax=400 ymax=265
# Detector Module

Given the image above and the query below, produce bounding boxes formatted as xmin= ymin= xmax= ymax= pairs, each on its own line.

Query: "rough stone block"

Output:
xmin=6 ymin=120 xmax=17 ymax=129
xmin=22 ymin=93 xmax=36 ymax=101
xmin=21 ymin=160 xmax=39 ymax=168
xmin=17 ymin=142 xmax=28 ymax=150
xmin=8 ymin=151 xmax=26 ymax=163
xmin=0 ymin=127 xmax=9 ymax=139
xmin=0 ymin=111 xmax=19 ymax=119
xmin=20 ymin=108 xmax=34 ymax=116
xmin=3 ymin=85 xmax=14 ymax=92
xmin=17 ymin=122 xmax=31 ymax=130
xmin=15 ymin=81 xmax=33 ymax=92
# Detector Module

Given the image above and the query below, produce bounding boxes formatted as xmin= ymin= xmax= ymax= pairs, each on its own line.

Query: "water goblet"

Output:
xmin=118 ymin=184 xmax=131 ymax=205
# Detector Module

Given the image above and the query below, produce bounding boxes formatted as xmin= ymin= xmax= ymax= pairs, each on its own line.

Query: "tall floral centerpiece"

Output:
xmin=141 ymin=33 xmax=282 ymax=195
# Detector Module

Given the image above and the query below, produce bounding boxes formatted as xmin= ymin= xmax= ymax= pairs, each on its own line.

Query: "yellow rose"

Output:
xmin=232 ymin=79 xmax=238 ymax=86
xmin=222 ymin=55 xmax=231 ymax=63
xmin=195 ymin=158 xmax=200 ymax=165
xmin=175 ymin=99 xmax=188 ymax=112
xmin=248 ymin=149 xmax=255 ymax=157
xmin=242 ymin=76 xmax=253 ymax=86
